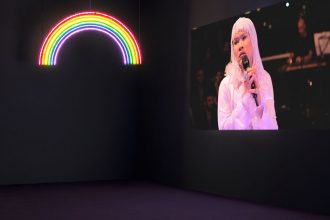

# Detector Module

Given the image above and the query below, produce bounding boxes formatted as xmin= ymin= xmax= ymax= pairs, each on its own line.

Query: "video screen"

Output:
xmin=190 ymin=0 xmax=330 ymax=130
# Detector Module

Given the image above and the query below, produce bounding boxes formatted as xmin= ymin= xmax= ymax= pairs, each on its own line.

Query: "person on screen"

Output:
xmin=211 ymin=70 xmax=224 ymax=99
xmin=217 ymin=17 xmax=278 ymax=130
xmin=290 ymin=16 xmax=314 ymax=64
xmin=204 ymin=94 xmax=218 ymax=129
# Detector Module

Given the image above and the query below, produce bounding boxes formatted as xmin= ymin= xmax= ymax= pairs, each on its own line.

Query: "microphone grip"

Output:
xmin=242 ymin=55 xmax=258 ymax=106
xmin=251 ymin=81 xmax=259 ymax=106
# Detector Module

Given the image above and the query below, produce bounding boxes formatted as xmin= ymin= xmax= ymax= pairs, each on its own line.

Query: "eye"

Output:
xmin=233 ymin=39 xmax=239 ymax=45
xmin=242 ymin=35 xmax=247 ymax=40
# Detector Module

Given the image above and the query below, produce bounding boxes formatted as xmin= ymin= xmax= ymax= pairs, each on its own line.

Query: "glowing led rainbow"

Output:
xmin=39 ymin=11 xmax=142 ymax=65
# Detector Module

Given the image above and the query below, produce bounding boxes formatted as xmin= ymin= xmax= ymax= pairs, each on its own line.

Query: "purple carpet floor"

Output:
xmin=0 ymin=181 xmax=329 ymax=220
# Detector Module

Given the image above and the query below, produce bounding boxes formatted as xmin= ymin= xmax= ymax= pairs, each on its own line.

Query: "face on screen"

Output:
xmin=232 ymin=30 xmax=253 ymax=69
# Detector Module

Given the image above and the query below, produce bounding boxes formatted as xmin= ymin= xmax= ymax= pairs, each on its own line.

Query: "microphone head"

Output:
xmin=242 ymin=55 xmax=250 ymax=70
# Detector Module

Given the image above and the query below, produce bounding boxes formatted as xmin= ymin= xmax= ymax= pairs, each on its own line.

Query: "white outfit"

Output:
xmin=218 ymin=68 xmax=278 ymax=130
xmin=217 ymin=17 xmax=278 ymax=130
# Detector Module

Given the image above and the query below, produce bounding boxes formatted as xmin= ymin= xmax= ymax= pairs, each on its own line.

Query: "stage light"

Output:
xmin=286 ymin=2 xmax=290 ymax=7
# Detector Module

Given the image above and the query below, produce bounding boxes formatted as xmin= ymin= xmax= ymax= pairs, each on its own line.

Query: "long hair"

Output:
xmin=225 ymin=17 xmax=268 ymax=96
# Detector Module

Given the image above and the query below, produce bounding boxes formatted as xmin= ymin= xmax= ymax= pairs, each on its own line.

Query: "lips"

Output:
xmin=239 ymin=52 xmax=246 ymax=58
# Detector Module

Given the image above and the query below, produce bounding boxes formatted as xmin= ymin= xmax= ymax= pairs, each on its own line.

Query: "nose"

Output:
xmin=238 ymin=41 xmax=244 ymax=51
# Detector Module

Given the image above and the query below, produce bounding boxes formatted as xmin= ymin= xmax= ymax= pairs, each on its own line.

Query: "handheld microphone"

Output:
xmin=242 ymin=55 xmax=258 ymax=106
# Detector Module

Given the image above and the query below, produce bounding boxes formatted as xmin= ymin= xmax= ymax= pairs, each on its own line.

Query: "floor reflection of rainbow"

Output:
xmin=38 ymin=11 xmax=142 ymax=66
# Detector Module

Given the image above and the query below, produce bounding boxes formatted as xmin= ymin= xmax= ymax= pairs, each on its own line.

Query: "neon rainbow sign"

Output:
xmin=38 ymin=11 xmax=142 ymax=66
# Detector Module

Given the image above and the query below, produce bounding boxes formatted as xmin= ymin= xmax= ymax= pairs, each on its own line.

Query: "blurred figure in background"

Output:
xmin=289 ymin=16 xmax=315 ymax=64
xmin=211 ymin=70 xmax=224 ymax=100
xmin=194 ymin=93 xmax=218 ymax=129
xmin=204 ymin=94 xmax=218 ymax=129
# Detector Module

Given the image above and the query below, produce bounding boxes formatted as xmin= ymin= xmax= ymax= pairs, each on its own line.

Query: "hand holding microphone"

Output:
xmin=241 ymin=55 xmax=259 ymax=106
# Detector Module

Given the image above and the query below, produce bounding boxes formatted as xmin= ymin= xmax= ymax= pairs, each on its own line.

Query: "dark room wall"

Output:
xmin=134 ymin=0 xmax=190 ymax=182
xmin=0 ymin=0 xmax=141 ymax=185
